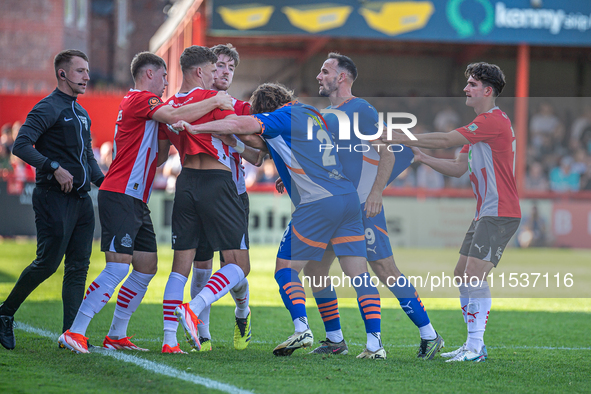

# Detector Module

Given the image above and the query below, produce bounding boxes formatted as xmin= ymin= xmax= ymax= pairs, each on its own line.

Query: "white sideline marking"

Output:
xmin=16 ymin=323 xmax=254 ymax=394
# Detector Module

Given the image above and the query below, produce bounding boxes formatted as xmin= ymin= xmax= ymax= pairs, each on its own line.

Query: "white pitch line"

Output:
xmin=16 ymin=323 xmax=254 ymax=394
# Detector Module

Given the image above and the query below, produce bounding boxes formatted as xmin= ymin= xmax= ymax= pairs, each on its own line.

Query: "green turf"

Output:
xmin=1 ymin=240 xmax=590 ymax=393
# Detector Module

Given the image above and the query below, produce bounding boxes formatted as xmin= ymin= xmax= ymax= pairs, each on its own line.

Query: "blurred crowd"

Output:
xmin=2 ymin=97 xmax=591 ymax=194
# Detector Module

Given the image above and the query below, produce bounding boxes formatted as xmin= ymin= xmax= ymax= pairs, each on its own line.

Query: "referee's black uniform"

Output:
xmin=0 ymin=88 xmax=104 ymax=334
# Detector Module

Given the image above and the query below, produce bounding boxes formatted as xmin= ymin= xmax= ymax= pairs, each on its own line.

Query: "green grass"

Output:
xmin=1 ymin=240 xmax=590 ymax=393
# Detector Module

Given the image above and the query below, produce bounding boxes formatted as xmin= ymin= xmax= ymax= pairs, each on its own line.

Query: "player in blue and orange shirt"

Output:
xmin=304 ymin=53 xmax=444 ymax=359
xmin=175 ymin=82 xmax=387 ymax=359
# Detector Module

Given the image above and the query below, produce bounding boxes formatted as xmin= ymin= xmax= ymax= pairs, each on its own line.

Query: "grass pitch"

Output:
xmin=0 ymin=240 xmax=590 ymax=393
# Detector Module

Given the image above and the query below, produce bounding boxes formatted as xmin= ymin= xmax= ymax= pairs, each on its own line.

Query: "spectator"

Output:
xmin=549 ymin=156 xmax=580 ymax=192
xmin=569 ymin=105 xmax=591 ymax=146
xmin=433 ymin=104 xmax=461 ymax=132
xmin=517 ymin=205 xmax=547 ymax=248
xmin=0 ymin=123 xmax=12 ymax=171
xmin=390 ymin=167 xmax=416 ymax=188
xmin=529 ymin=101 xmax=564 ymax=148
xmin=525 ymin=161 xmax=549 ymax=191
xmin=416 ymin=163 xmax=444 ymax=189
xmin=256 ymin=158 xmax=279 ymax=184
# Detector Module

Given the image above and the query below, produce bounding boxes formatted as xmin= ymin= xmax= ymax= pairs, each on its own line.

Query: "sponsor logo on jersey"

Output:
xmin=121 ymin=234 xmax=132 ymax=248
xmin=148 ymin=96 xmax=162 ymax=110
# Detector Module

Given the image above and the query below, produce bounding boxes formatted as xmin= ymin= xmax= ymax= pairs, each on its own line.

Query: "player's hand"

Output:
xmin=167 ymin=123 xmax=180 ymax=135
xmin=410 ymin=146 xmax=423 ymax=163
xmin=255 ymin=150 xmax=267 ymax=167
xmin=213 ymin=133 xmax=237 ymax=147
xmin=215 ymin=91 xmax=234 ymax=111
xmin=380 ymin=127 xmax=406 ymax=145
xmin=171 ymin=120 xmax=193 ymax=133
xmin=54 ymin=166 xmax=74 ymax=193
xmin=275 ymin=177 xmax=285 ymax=194
xmin=364 ymin=190 xmax=383 ymax=218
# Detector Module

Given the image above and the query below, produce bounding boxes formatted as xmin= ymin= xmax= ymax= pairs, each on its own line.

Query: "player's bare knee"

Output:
xmin=369 ymin=257 xmax=400 ymax=283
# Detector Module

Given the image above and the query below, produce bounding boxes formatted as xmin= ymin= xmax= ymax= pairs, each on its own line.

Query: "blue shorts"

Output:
xmin=277 ymin=193 xmax=366 ymax=261
xmin=361 ymin=203 xmax=393 ymax=261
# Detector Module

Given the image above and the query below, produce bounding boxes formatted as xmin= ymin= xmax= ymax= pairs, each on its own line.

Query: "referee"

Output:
xmin=0 ymin=49 xmax=104 ymax=350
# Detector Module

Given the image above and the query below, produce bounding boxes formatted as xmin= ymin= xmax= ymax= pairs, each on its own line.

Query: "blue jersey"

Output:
xmin=323 ymin=97 xmax=414 ymax=203
xmin=253 ymin=101 xmax=355 ymax=207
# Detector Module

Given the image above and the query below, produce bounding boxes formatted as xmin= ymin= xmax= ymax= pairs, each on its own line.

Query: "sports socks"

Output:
xmin=69 ymin=262 xmax=130 ymax=335
xmin=313 ymin=286 xmax=343 ymax=343
xmin=388 ymin=274 xmax=436 ymax=340
xmin=191 ymin=267 xmax=212 ymax=340
xmin=466 ymin=280 xmax=491 ymax=353
xmin=275 ymin=268 xmax=308 ymax=332
xmin=107 ymin=270 xmax=154 ymax=339
xmin=163 ymin=272 xmax=187 ymax=347
xmin=459 ymin=282 xmax=469 ymax=324
xmin=230 ymin=278 xmax=250 ymax=319
xmin=354 ymin=272 xmax=382 ymax=352
xmin=188 ymin=264 xmax=245 ymax=318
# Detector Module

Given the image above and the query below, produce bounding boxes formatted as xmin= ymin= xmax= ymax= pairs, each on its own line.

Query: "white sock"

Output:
xmin=188 ymin=264 xmax=245 ymax=317
xmin=69 ymin=262 xmax=129 ymax=335
xmin=459 ymin=283 xmax=469 ymax=324
xmin=108 ymin=270 xmax=154 ymax=339
xmin=326 ymin=329 xmax=343 ymax=343
xmin=466 ymin=281 xmax=491 ymax=353
xmin=366 ymin=332 xmax=382 ymax=352
xmin=293 ymin=316 xmax=309 ymax=333
xmin=162 ymin=272 xmax=187 ymax=347
xmin=418 ymin=323 xmax=437 ymax=340
xmin=191 ymin=267 xmax=212 ymax=339
xmin=230 ymin=278 xmax=250 ymax=319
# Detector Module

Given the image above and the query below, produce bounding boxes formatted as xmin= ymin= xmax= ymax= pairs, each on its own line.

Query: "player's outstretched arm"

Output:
xmin=365 ymin=140 xmax=395 ymax=218
xmin=152 ymin=92 xmax=234 ymax=124
xmin=174 ymin=115 xmax=262 ymax=136
xmin=412 ymin=147 xmax=468 ymax=178
xmin=382 ymin=129 xmax=469 ymax=150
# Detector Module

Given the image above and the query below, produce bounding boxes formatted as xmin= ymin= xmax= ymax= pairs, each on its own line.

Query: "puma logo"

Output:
xmin=474 ymin=243 xmax=484 ymax=253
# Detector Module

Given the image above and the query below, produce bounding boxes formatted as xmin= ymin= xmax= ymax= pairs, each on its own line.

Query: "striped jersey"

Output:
xmin=228 ymin=99 xmax=251 ymax=195
xmin=100 ymin=89 xmax=166 ymax=203
xmin=322 ymin=97 xmax=414 ymax=203
xmin=457 ymin=107 xmax=520 ymax=219
xmin=164 ymin=87 xmax=235 ymax=168
xmin=253 ymin=101 xmax=356 ymax=207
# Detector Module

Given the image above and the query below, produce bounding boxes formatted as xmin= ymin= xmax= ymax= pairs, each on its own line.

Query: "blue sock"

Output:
xmin=389 ymin=274 xmax=430 ymax=328
xmin=275 ymin=268 xmax=307 ymax=322
xmin=353 ymin=272 xmax=381 ymax=334
xmin=313 ymin=286 xmax=341 ymax=333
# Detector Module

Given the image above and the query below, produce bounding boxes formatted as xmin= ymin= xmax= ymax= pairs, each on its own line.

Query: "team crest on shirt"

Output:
xmin=80 ymin=116 xmax=88 ymax=131
xmin=329 ymin=169 xmax=344 ymax=180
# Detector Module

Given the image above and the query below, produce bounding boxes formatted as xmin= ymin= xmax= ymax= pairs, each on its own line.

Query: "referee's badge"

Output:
xmin=80 ymin=116 xmax=88 ymax=131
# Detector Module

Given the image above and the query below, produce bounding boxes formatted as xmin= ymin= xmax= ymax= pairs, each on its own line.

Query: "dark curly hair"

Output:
xmin=250 ymin=83 xmax=295 ymax=114
xmin=465 ymin=62 xmax=506 ymax=97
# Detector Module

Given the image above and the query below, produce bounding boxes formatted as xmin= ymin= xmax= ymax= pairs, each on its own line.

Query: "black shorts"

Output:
xmin=172 ymin=168 xmax=247 ymax=252
xmin=194 ymin=191 xmax=250 ymax=262
xmin=98 ymin=190 xmax=157 ymax=255
xmin=459 ymin=216 xmax=520 ymax=266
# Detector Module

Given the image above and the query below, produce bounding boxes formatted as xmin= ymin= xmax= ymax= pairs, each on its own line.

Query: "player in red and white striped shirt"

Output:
xmin=160 ymin=44 xmax=265 ymax=353
xmin=59 ymin=52 xmax=233 ymax=354
xmin=382 ymin=62 xmax=521 ymax=363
